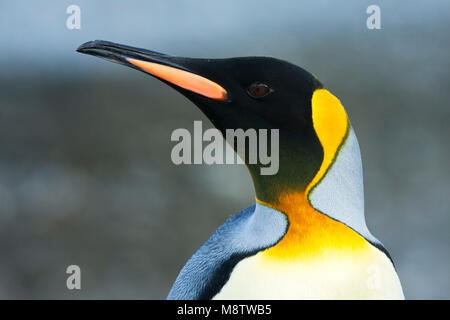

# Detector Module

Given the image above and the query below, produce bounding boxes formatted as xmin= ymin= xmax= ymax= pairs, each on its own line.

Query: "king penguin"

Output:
xmin=77 ymin=40 xmax=404 ymax=300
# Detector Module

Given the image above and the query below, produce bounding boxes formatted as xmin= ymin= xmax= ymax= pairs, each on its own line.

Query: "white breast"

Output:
xmin=213 ymin=246 xmax=404 ymax=300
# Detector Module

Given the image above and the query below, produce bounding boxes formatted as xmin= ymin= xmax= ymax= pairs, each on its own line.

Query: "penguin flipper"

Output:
xmin=167 ymin=204 xmax=287 ymax=300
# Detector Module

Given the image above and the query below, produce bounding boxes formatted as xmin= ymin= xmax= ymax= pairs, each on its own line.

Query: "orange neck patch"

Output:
xmin=258 ymin=193 xmax=370 ymax=260
xmin=258 ymin=89 xmax=369 ymax=261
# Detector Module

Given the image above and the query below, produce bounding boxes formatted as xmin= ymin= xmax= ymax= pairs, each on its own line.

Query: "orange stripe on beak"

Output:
xmin=127 ymin=58 xmax=227 ymax=101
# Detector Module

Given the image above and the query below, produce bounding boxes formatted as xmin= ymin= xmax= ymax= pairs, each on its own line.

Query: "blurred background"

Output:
xmin=0 ymin=0 xmax=449 ymax=299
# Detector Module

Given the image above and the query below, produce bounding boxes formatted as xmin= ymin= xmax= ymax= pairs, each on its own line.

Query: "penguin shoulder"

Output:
xmin=167 ymin=204 xmax=287 ymax=299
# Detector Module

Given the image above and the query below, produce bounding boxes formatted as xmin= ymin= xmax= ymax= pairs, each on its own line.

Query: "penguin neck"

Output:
xmin=253 ymin=127 xmax=378 ymax=259
xmin=253 ymin=126 xmax=366 ymax=220
xmin=249 ymin=129 xmax=324 ymax=204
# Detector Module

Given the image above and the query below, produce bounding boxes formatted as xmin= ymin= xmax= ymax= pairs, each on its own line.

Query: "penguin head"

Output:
xmin=77 ymin=41 xmax=350 ymax=204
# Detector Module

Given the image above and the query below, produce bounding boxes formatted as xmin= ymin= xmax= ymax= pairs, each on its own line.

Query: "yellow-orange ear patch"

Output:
xmin=127 ymin=58 xmax=228 ymax=101
xmin=306 ymin=89 xmax=349 ymax=195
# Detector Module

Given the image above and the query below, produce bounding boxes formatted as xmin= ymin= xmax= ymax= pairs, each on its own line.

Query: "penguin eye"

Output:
xmin=247 ymin=82 xmax=273 ymax=99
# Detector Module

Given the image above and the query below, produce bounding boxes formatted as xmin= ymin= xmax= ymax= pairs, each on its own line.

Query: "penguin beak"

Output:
xmin=76 ymin=40 xmax=228 ymax=101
